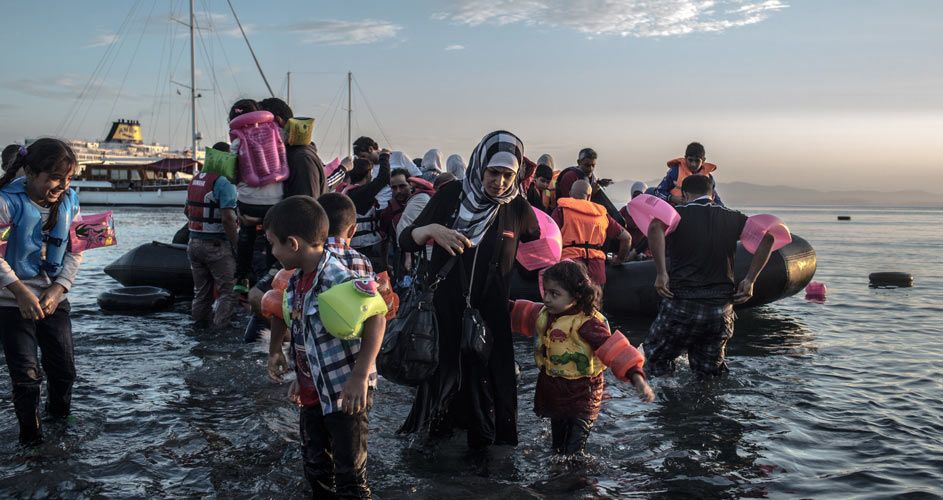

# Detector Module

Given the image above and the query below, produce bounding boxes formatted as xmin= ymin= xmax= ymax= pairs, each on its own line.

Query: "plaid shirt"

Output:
xmin=325 ymin=237 xmax=374 ymax=279
xmin=285 ymin=250 xmax=378 ymax=415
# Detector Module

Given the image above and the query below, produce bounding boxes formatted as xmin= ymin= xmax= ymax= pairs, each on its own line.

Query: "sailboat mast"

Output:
xmin=347 ymin=71 xmax=352 ymax=160
xmin=287 ymin=72 xmax=291 ymax=106
xmin=189 ymin=0 xmax=197 ymax=161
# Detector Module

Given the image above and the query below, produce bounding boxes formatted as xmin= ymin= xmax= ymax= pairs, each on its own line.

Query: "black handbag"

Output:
xmin=377 ymin=255 xmax=458 ymax=387
xmin=460 ymin=245 xmax=494 ymax=366
xmin=459 ymin=206 xmax=513 ymax=366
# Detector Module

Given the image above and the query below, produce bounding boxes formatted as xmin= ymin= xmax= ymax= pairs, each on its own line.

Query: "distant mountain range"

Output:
xmin=604 ymin=180 xmax=941 ymax=207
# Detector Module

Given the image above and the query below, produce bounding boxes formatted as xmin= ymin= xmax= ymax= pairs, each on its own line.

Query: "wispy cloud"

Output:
xmin=281 ymin=19 xmax=401 ymax=45
xmin=0 ymin=73 xmax=143 ymax=100
xmin=82 ymin=33 xmax=119 ymax=49
xmin=445 ymin=44 xmax=465 ymax=51
xmin=433 ymin=0 xmax=788 ymax=37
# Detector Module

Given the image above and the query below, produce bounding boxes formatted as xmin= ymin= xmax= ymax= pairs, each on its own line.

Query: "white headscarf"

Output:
xmin=446 ymin=154 xmax=466 ymax=180
xmin=453 ymin=130 xmax=523 ymax=246
xmin=421 ymin=149 xmax=444 ymax=174
xmin=389 ymin=151 xmax=421 ymax=177
xmin=537 ymin=153 xmax=554 ymax=170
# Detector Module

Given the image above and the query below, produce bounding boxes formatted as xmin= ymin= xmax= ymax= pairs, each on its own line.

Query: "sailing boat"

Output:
xmin=26 ymin=0 xmax=219 ymax=206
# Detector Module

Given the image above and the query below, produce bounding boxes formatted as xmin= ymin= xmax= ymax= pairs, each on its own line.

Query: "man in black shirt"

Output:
xmin=644 ymin=174 xmax=777 ymax=377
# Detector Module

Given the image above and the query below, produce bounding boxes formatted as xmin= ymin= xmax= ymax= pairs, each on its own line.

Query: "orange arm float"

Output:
xmin=272 ymin=268 xmax=294 ymax=291
xmin=261 ymin=289 xmax=285 ymax=319
xmin=510 ymin=300 xmax=543 ymax=338
xmin=375 ymin=271 xmax=399 ymax=321
xmin=595 ymin=330 xmax=645 ymax=382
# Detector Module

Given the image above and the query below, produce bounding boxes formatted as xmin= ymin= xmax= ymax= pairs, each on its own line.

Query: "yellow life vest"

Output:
xmin=557 ymin=197 xmax=608 ymax=261
xmin=534 ymin=308 xmax=609 ymax=379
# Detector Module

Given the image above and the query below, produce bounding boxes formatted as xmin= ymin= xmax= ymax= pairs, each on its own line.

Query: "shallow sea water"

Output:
xmin=1 ymin=205 xmax=941 ymax=499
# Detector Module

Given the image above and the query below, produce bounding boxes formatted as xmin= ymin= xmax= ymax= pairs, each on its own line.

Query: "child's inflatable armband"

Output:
xmin=285 ymin=117 xmax=314 ymax=146
xmin=627 ymin=194 xmax=681 ymax=236
xmin=740 ymin=214 xmax=791 ymax=254
xmin=69 ymin=212 xmax=117 ymax=252
xmin=202 ymin=147 xmax=237 ymax=181
xmin=318 ymin=278 xmax=388 ymax=340
xmin=228 ymin=110 xmax=289 ymax=187
xmin=376 ymin=271 xmax=399 ymax=321
xmin=272 ymin=268 xmax=294 ymax=292
xmin=261 ymin=289 xmax=290 ymax=327
xmin=595 ymin=330 xmax=644 ymax=382
xmin=0 ymin=223 xmax=11 ymax=259
xmin=516 ymin=206 xmax=562 ymax=271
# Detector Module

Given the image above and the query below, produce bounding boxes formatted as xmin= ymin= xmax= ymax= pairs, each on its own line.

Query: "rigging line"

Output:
xmin=108 ymin=0 xmax=159 ymax=123
xmin=198 ymin=0 xmax=234 ymax=118
xmin=207 ymin=6 xmax=242 ymax=95
xmin=149 ymin=2 xmax=173 ymax=138
xmin=195 ymin=6 xmax=229 ymax=139
xmin=225 ymin=0 xmax=274 ymax=97
xmin=76 ymin=0 xmax=146 ymax=139
xmin=315 ymin=77 xmax=347 ymax=150
xmin=353 ymin=75 xmax=393 ymax=149
xmin=59 ymin=0 xmax=140 ymax=137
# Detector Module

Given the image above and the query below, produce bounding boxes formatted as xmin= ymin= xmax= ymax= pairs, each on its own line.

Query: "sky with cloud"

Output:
xmin=1 ymin=0 xmax=941 ymax=192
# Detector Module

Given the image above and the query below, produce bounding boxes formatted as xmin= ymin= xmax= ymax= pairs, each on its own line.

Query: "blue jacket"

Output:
xmin=0 ymin=177 xmax=79 ymax=279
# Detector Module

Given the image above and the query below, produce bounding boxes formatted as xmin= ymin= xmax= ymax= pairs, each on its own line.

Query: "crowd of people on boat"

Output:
xmin=0 ymin=97 xmax=784 ymax=499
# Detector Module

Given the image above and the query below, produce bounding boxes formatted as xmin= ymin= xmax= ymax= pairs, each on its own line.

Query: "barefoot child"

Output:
xmin=263 ymin=195 xmax=385 ymax=499
xmin=511 ymin=260 xmax=654 ymax=455
xmin=0 ymin=139 xmax=82 ymax=445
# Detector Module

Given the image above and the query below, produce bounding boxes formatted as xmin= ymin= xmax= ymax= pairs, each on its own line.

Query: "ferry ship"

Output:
xmin=27 ymin=120 xmax=200 ymax=206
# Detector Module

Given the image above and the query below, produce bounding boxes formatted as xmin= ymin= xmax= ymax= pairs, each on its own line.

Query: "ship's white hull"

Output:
xmin=74 ymin=182 xmax=187 ymax=206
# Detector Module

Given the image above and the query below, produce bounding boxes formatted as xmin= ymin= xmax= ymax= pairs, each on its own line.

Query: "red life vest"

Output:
xmin=666 ymin=157 xmax=717 ymax=198
xmin=186 ymin=172 xmax=224 ymax=233
xmin=379 ymin=177 xmax=435 ymax=232
xmin=558 ymin=198 xmax=608 ymax=261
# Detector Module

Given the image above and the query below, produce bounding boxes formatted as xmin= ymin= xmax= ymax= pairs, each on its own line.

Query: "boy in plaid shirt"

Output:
xmin=318 ymin=192 xmax=375 ymax=279
xmin=263 ymin=195 xmax=385 ymax=499
xmin=644 ymin=175 xmax=778 ymax=378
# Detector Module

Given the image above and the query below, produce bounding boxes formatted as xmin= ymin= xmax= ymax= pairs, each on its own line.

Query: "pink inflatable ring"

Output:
xmin=516 ymin=207 xmax=562 ymax=271
xmin=740 ymin=214 xmax=792 ymax=254
xmin=627 ymin=194 xmax=681 ymax=236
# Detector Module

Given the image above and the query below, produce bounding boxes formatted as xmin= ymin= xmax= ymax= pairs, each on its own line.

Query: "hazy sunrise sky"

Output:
xmin=1 ymin=1 xmax=941 ymax=192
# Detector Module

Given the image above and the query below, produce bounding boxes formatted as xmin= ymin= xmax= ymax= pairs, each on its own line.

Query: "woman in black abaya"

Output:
xmin=398 ymin=130 xmax=539 ymax=449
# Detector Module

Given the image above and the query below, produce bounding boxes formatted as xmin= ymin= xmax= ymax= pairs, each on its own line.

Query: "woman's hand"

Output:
xmin=38 ymin=283 xmax=66 ymax=316
xmin=417 ymin=224 xmax=471 ymax=256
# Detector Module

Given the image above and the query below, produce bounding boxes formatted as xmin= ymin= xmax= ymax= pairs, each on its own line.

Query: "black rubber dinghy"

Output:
xmin=104 ymin=241 xmax=194 ymax=296
xmin=510 ymin=235 xmax=817 ymax=317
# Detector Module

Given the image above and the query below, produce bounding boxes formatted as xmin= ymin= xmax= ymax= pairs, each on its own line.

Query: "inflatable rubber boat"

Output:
xmin=510 ymin=234 xmax=816 ymax=316
xmin=104 ymin=234 xmax=816 ymax=316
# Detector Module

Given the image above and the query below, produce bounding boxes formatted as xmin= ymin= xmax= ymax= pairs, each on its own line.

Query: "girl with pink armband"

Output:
xmin=510 ymin=260 xmax=654 ymax=455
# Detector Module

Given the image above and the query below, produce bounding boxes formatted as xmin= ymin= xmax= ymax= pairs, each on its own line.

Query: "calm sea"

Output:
xmin=1 ymin=205 xmax=941 ymax=499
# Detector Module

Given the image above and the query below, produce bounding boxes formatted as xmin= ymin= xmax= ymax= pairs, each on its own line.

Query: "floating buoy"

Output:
xmin=98 ymin=286 xmax=174 ymax=313
xmin=868 ymin=272 xmax=913 ymax=288
xmin=837 ymin=216 xmax=851 ymax=221
xmin=805 ymin=281 xmax=826 ymax=301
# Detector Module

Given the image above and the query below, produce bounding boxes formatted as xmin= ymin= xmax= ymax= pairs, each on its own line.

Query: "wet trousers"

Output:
xmin=550 ymin=417 xmax=595 ymax=455
xmin=187 ymin=238 xmax=237 ymax=328
xmin=235 ymin=201 xmax=274 ymax=281
xmin=0 ymin=305 xmax=74 ymax=444
xmin=300 ymin=390 xmax=373 ymax=500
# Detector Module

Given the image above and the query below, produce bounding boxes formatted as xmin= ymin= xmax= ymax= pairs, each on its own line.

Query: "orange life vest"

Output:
xmin=557 ymin=198 xmax=608 ymax=261
xmin=666 ymin=157 xmax=717 ymax=198
xmin=541 ymin=170 xmax=562 ymax=209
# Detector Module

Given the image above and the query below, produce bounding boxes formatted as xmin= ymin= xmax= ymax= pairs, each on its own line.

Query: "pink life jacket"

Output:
xmin=228 ymin=111 xmax=289 ymax=187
